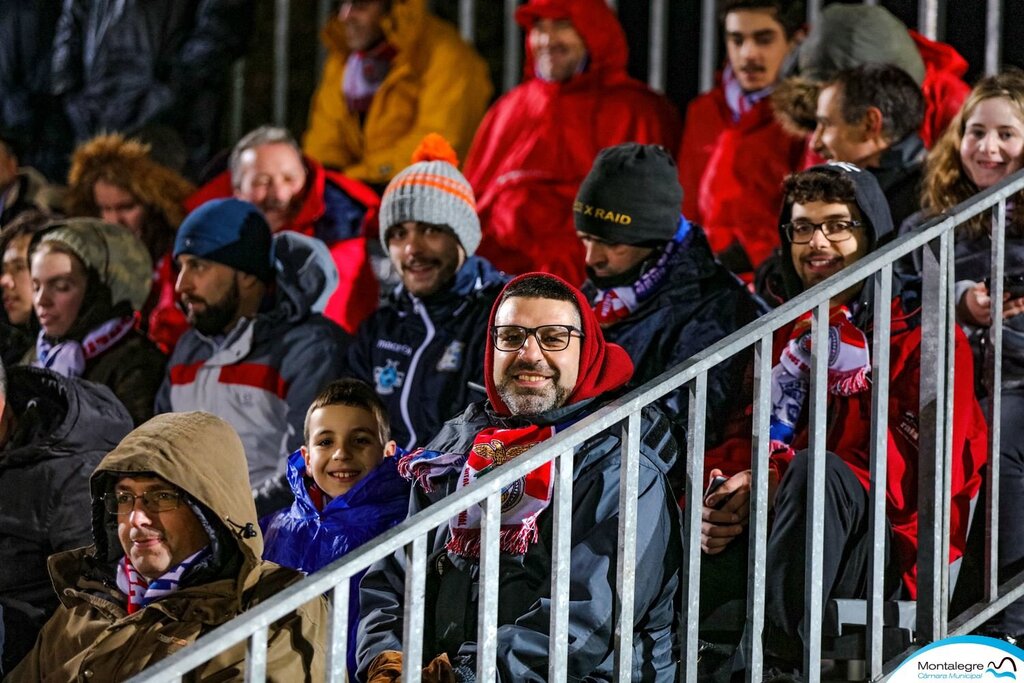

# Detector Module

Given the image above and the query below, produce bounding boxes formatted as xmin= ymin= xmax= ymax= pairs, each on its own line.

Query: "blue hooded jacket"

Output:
xmin=261 ymin=449 xmax=409 ymax=677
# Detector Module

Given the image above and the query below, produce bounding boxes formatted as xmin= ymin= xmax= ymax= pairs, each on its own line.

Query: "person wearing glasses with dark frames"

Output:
xmin=697 ymin=162 xmax=986 ymax=679
xmin=358 ymin=272 xmax=682 ymax=682
xmin=7 ymin=411 xmax=327 ymax=682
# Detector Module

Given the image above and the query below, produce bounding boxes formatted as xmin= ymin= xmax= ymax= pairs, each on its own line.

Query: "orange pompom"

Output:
xmin=411 ymin=133 xmax=459 ymax=166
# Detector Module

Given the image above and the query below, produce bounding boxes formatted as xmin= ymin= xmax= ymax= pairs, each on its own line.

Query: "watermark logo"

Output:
xmin=890 ymin=636 xmax=1024 ymax=682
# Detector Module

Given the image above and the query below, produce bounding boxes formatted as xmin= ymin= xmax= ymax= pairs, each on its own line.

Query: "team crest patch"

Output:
xmin=374 ymin=360 xmax=406 ymax=395
xmin=437 ymin=341 xmax=465 ymax=372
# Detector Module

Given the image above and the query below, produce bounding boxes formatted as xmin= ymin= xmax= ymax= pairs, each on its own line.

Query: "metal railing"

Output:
xmin=125 ymin=161 xmax=1024 ymax=682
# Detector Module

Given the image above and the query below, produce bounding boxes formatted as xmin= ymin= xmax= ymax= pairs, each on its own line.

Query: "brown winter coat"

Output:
xmin=7 ymin=411 xmax=327 ymax=682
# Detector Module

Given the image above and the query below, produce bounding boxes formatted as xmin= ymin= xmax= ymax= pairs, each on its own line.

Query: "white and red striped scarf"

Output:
xmin=116 ymin=547 xmax=210 ymax=614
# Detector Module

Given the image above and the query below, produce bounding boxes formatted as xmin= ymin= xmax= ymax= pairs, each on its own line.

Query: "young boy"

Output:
xmin=261 ymin=378 xmax=410 ymax=678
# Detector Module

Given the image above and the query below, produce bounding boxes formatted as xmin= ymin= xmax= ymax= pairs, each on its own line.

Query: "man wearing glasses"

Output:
xmin=358 ymin=272 xmax=682 ymax=682
xmin=699 ymin=163 xmax=986 ymax=677
xmin=8 ymin=411 xmax=327 ymax=681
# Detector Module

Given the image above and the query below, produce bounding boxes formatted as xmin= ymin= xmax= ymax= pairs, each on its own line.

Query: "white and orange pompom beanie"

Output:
xmin=378 ymin=133 xmax=481 ymax=257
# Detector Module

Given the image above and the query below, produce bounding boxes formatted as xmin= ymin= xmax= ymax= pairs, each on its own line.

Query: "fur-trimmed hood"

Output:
xmin=67 ymin=133 xmax=194 ymax=230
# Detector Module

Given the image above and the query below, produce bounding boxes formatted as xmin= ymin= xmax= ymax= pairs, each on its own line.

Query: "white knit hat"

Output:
xmin=379 ymin=134 xmax=481 ymax=257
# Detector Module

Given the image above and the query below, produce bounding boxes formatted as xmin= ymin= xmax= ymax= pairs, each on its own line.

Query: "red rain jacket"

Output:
xmin=679 ymin=89 xmax=805 ymax=271
xmin=186 ymin=158 xmax=380 ymax=335
xmin=463 ymin=0 xmax=681 ymax=287
xmin=704 ymin=297 xmax=987 ymax=597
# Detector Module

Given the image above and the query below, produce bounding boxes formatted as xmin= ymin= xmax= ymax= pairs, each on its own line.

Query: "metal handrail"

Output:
xmin=125 ymin=167 xmax=1024 ymax=683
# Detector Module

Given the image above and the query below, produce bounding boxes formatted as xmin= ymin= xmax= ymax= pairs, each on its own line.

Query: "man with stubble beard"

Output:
xmin=346 ymin=135 xmax=508 ymax=451
xmin=155 ymin=198 xmax=349 ymax=515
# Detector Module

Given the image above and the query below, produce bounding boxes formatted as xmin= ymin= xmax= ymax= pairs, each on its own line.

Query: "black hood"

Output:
xmin=777 ymin=162 xmax=895 ymax=301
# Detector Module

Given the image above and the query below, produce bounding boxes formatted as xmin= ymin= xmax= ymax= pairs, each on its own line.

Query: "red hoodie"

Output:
xmin=463 ymin=0 xmax=682 ymax=287
xmin=186 ymin=158 xmax=381 ymax=334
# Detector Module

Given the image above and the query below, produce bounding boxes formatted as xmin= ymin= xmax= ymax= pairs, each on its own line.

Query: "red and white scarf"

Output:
xmin=399 ymin=424 xmax=561 ymax=558
xmin=768 ymin=306 xmax=871 ymax=445
xmin=35 ymin=315 xmax=135 ymax=378
xmin=115 ymin=547 xmax=210 ymax=614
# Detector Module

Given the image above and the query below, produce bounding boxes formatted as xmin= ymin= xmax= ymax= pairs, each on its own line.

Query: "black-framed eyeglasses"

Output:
xmin=103 ymin=490 xmax=185 ymax=516
xmin=782 ymin=219 xmax=863 ymax=244
xmin=491 ymin=325 xmax=584 ymax=352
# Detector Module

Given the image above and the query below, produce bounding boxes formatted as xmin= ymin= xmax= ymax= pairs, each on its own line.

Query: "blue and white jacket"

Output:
xmin=346 ymin=256 xmax=508 ymax=450
xmin=154 ymin=232 xmax=350 ymax=488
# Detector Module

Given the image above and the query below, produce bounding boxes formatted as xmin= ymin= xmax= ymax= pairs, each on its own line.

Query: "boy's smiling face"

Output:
xmin=302 ymin=404 xmax=395 ymax=498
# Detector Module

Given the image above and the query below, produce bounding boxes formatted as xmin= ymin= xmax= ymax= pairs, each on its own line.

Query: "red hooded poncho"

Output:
xmin=483 ymin=272 xmax=634 ymax=416
xmin=463 ymin=0 xmax=682 ymax=287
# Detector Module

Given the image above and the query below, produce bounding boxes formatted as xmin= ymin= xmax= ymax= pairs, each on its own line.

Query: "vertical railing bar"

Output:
xmin=918 ymin=0 xmax=945 ymax=41
xmin=245 ymin=626 xmax=269 ymax=682
xmin=401 ymin=536 xmax=427 ymax=683
xmin=866 ymin=265 xmax=893 ymax=679
xmin=985 ymin=200 xmax=1007 ymax=602
xmin=807 ymin=0 xmax=823 ymax=28
xmin=476 ymin=492 xmax=501 ymax=683
xmin=746 ymin=334 xmax=774 ymax=682
xmin=918 ymin=229 xmax=951 ymax=642
xmin=803 ymin=302 xmax=829 ymax=682
xmin=681 ymin=373 xmax=709 ymax=683
xmin=317 ymin=0 xmax=333 ymax=73
xmin=648 ymin=0 xmax=667 ymax=92
xmin=548 ymin=450 xmax=574 ymax=680
xmin=326 ymin=581 xmax=350 ymax=682
xmin=699 ymin=0 xmax=717 ymax=93
xmin=863 ymin=0 xmax=879 ymax=5
xmin=503 ymin=0 xmax=521 ymax=93
xmin=230 ymin=59 xmax=246 ymax=144
xmin=940 ymin=231 xmax=957 ymax=637
xmin=273 ymin=0 xmax=290 ymax=126
xmin=986 ymin=0 xmax=1003 ymax=76
xmin=459 ymin=0 xmax=475 ymax=43
xmin=614 ymin=411 xmax=642 ymax=682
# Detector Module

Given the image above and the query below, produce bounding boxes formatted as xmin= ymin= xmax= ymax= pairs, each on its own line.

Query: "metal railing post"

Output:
xmin=230 ymin=59 xmax=246 ymax=144
xmin=648 ymin=0 xmax=667 ymax=93
xmin=401 ymin=536 xmax=427 ymax=683
xmin=680 ymin=374 xmax=709 ymax=683
xmin=614 ymin=412 xmax=641 ymax=681
xmin=985 ymin=201 xmax=1007 ymax=602
xmin=273 ymin=0 xmax=290 ymax=127
xmin=459 ymin=0 xmax=475 ymax=43
xmin=699 ymin=0 xmax=717 ymax=93
xmin=918 ymin=0 xmax=946 ymax=42
xmin=548 ymin=451 xmax=574 ymax=679
xmin=475 ymin=492 xmax=501 ymax=682
xmin=986 ymin=0 xmax=1003 ymax=76
xmin=503 ymin=0 xmax=521 ymax=93
xmin=326 ymin=581 xmax=350 ymax=682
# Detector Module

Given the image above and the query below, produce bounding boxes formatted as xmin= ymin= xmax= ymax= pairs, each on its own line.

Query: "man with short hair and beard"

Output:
xmin=155 ymin=198 xmax=349 ymax=515
xmin=357 ymin=272 xmax=681 ymax=682
xmin=346 ymin=135 xmax=508 ymax=451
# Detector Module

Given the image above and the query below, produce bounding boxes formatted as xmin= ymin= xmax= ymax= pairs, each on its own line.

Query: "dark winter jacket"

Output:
xmin=356 ymin=399 xmax=681 ymax=682
xmin=50 ymin=0 xmax=253 ymax=175
xmin=0 ymin=366 xmax=133 ymax=672
xmin=871 ymin=133 xmax=926 ymax=231
xmin=156 ymin=232 xmax=351 ymax=490
xmin=583 ymin=224 xmax=764 ymax=458
xmin=346 ymin=256 xmax=509 ymax=450
xmin=261 ymin=450 xmax=409 ymax=678
xmin=80 ymin=330 xmax=166 ymax=426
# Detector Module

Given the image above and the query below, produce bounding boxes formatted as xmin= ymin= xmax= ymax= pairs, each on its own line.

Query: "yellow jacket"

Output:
xmin=302 ymin=0 xmax=492 ymax=184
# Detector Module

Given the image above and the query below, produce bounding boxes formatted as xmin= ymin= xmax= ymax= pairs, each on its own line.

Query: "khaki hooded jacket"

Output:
xmin=7 ymin=412 xmax=327 ymax=682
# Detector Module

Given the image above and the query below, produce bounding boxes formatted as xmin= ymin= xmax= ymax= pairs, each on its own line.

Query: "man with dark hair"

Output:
xmin=700 ymin=163 xmax=986 ymax=675
xmin=463 ymin=0 xmax=681 ymax=285
xmin=812 ymin=63 xmax=927 ymax=227
xmin=678 ymin=0 xmax=806 ymax=278
xmin=8 ymin=411 xmax=326 ymax=681
xmin=358 ymin=272 xmax=681 ymax=681
xmin=155 ymin=199 xmax=349 ymax=514
xmin=0 ymin=136 xmax=62 ymax=228
xmin=186 ymin=125 xmax=382 ymax=334
xmin=0 ymin=359 xmax=133 ymax=672
xmin=347 ymin=136 xmax=508 ymax=451
xmin=573 ymin=142 xmax=763 ymax=476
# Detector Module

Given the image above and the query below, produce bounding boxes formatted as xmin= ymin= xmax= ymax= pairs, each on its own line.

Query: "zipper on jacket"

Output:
xmin=400 ymin=298 xmax=435 ymax=451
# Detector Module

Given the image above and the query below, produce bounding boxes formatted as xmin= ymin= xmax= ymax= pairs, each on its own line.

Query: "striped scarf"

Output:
xmin=116 ymin=547 xmax=211 ymax=614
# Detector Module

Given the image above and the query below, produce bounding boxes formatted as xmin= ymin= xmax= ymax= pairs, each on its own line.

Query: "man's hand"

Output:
xmin=960 ymin=282 xmax=1024 ymax=327
xmin=700 ymin=468 xmax=779 ymax=555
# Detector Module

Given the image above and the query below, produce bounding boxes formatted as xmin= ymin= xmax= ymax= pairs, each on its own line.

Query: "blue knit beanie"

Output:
xmin=175 ymin=199 xmax=274 ymax=283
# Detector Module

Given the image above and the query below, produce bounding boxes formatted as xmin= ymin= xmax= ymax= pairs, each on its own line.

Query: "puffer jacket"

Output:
xmin=0 ymin=367 xmax=132 ymax=673
xmin=303 ymin=0 xmax=493 ymax=186
xmin=155 ymin=232 xmax=350 ymax=489
xmin=186 ymin=157 xmax=382 ymax=335
xmin=463 ymin=0 xmax=682 ymax=285
xmin=49 ymin=0 xmax=253 ymax=175
xmin=7 ymin=411 xmax=327 ymax=682
xmin=583 ymin=223 xmax=765 ymax=462
xmin=346 ymin=255 xmax=508 ymax=450
xmin=357 ymin=399 xmax=681 ymax=682
xmin=679 ymin=86 xmax=806 ymax=272
xmin=0 ymin=167 xmax=64 ymax=227
xmin=261 ymin=450 xmax=409 ymax=678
